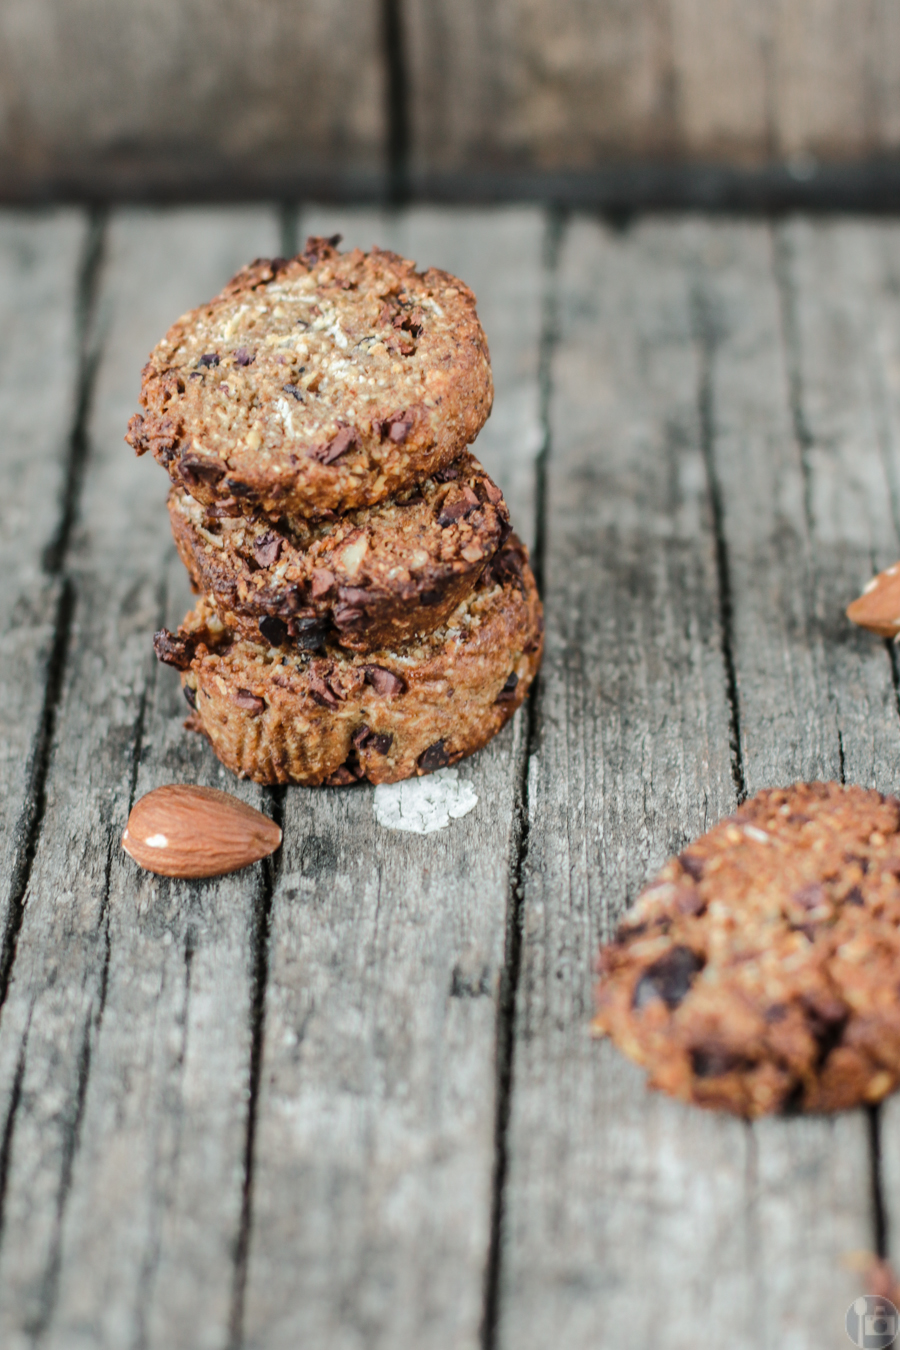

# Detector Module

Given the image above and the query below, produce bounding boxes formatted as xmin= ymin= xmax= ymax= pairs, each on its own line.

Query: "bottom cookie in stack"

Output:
xmin=154 ymin=536 xmax=543 ymax=786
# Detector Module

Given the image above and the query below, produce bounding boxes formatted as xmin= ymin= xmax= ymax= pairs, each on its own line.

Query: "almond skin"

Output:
xmin=122 ymin=785 xmax=281 ymax=878
xmin=847 ymin=563 xmax=900 ymax=638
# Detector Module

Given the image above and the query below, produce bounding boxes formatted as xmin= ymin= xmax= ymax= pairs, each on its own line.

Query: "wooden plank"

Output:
xmin=239 ymin=207 xmax=545 ymax=1350
xmin=0 ymin=210 xmax=87 ymax=953
xmin=0 ymin=1 xmax=385 ymax=197
xmin=0 ymin=209 xmax=281 ymax=1350
xmin=497 ymin=218 xmax=879 ymax=1350
xmin=405 ymin=0 xmax=900 ymax=177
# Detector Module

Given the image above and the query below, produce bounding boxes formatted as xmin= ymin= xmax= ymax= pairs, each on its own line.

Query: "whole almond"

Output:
xmin=847 ymin=563 xmax=900 ymax=638
xmin=122 ymin=785 xmax=281 ymax=878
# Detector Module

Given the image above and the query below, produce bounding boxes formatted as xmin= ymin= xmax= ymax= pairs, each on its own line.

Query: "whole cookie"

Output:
xmin=127 ymin=237 xmax=493 ymax=520
xmin=155 ymin=536 xmax=543 ymax=786
xmin=593 ymin=782 xmax=900 ymax=1117
xmin=168 ymin=451 xmax=510 ymax=653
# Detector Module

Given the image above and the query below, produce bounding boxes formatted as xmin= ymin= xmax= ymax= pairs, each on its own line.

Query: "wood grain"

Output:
xmin=496 ymin=217 xmax=878 ymax=1350
xmin=0 ymin=209 xmax=281 ymax=1350
xmin=0 ymin=211 xmax=86 ymax=956
xmin=0 ymin=1 xmax=385 ymax=197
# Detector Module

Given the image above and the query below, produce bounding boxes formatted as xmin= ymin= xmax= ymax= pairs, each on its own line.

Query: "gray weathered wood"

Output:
xmin=498 ymin=217 xmax=882 ymax=1350
xmin=0 ymin=1 xmax=385 ymax=197
xmin=239 ymin=206 xmax=545 ymax=1350
xmin=405 ymin=0 xmax=900 ymax=177
xmin=0 ymin=210 xmax=86 ymax=947
xmin=0 ymin=209 xmax=280 ymax=1350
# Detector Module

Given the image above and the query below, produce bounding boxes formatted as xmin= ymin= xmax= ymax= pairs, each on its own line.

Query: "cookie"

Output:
xmin=593 ymin=782 xmax=900 ymax=1117
xmin=126 ymin=237 xmax=494 ymax=521
xmin=155 ymin=536 xmax=542 ymax=786
xmin=168 ymin=450 xmax=510 ymax=654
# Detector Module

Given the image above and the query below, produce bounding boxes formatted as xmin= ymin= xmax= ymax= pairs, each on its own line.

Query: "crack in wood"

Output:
xmin=228 ymin=785 xmax=286 ymax=1350
xmin=481 ymin=211 xmax=562 ymax=1350
xmin=772 ymin=225 xmax=816 ymax=539
xmin=42 ymin=210 xmax=107 ymax=577
xmin=693 ymin=288 xmax=747 ymax=806
xmin=870 ymin=1106 xmax=890 ymax=1259
xmin=0 ymin=1026 xmax=29 ymax=1253
xmin=0 ymin=212 xmax=106 ymax=1027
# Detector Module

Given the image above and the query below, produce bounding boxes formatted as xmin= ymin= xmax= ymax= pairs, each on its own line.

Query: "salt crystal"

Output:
xmin=373 ymin=768 xmax=478 ymax=834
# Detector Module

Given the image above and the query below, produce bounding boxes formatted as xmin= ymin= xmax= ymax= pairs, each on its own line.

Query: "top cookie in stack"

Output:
xmin=127 ymin=235 xmax=493 ymax=520
xmin=132 ymin=236 xmax=543 ymax=786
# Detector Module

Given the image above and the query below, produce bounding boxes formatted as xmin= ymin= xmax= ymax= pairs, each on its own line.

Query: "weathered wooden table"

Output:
xmin=1 ymin=205 xmax=898 ymax=1349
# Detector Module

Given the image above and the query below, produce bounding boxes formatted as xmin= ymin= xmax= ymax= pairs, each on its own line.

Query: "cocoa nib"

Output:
xmin=233 ymin=347 xmax=254 ymax=366
xmin=289 ymin=615 xmax=329 ymax=652
xmin=374 ymin=409 xmax=413 ymax=443
xmin=496 ymin=672 xmax=519 ymax=703
xmin=302 ymin=234 xmax=342 ymax=267
xmin=309 ymin=425 xmax=358 ymax=465
xmin=484 ymin=480 xmax=504 ymax=506
xmin=678 ymin=852 xmax=704 ymax=880
xmin=632 ymin=945 xmax=704 ymax=1011
xmin=182 ymin=684 xmax=197 ymax=709
xmin=309 ymin=568 xmax=336 ymax=600
xmin=325 ymin=763 xmax=364 ymax=787
xmin=308 ymin=671 xmax=341 ymax=710
xmin=125 ymin=413 xmax=181 ymax=463
xmin=179 ymin=453 xmax=225 ymax=488
xmin=484 ymin=537 xmax=526 ymax=590
xmin=438 ymin=485 xmax=480 ymax=527
xmin=363 ymin=665 xmax=406 ymax=698
xmin=418 ymin=740 xmax=450 ymax=774
xmin=283 ymin=384 xmax=304 ymax=402
xmin=197 ymin=353 xmax=220 ymax=368
xmin=258 ymin=615 xmax=288 ymax=646
xmin=253 ymin=532 xmax=283 ymax=568
xmin=234 ymin=689 xmax=266 ymax=714
xmin=153 ymin=629 xmax=195 ymax=671
xmin=332 ymin=605 xmax=364 ymax=628
xmin=224 ymin=479 xmax=257 ymax=498
xmin=352 ymin=725 xmax=393 ymax=755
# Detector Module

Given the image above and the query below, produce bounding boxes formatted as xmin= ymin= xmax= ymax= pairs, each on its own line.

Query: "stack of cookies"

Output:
xmin=127 ymin=236 xmax=543 ymax=786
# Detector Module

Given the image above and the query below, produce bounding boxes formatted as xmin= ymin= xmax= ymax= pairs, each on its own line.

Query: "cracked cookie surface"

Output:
xmin=127 ymin=237 xmax=493 ymax=520
xmin=168 ymin=450 xmax=510 ymax=653
xmin=156 ymin=536 xmax=543 ymax=786
xmin=593 ymin=782 xmax=900 ymax=1117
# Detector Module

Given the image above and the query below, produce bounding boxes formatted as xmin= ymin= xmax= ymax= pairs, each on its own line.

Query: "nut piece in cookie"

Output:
xmin=127 ymin=237 xmax=494 ymax=520
xmin=167 ymin=450 xmax=511 ymax=654
xmin=593 ymin=782 xmax=900 ymax=1117
xmin=154 ymin=536 xmax=543 ymax=786
xmin=847 ymin=562 xmax=900 ymax=638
